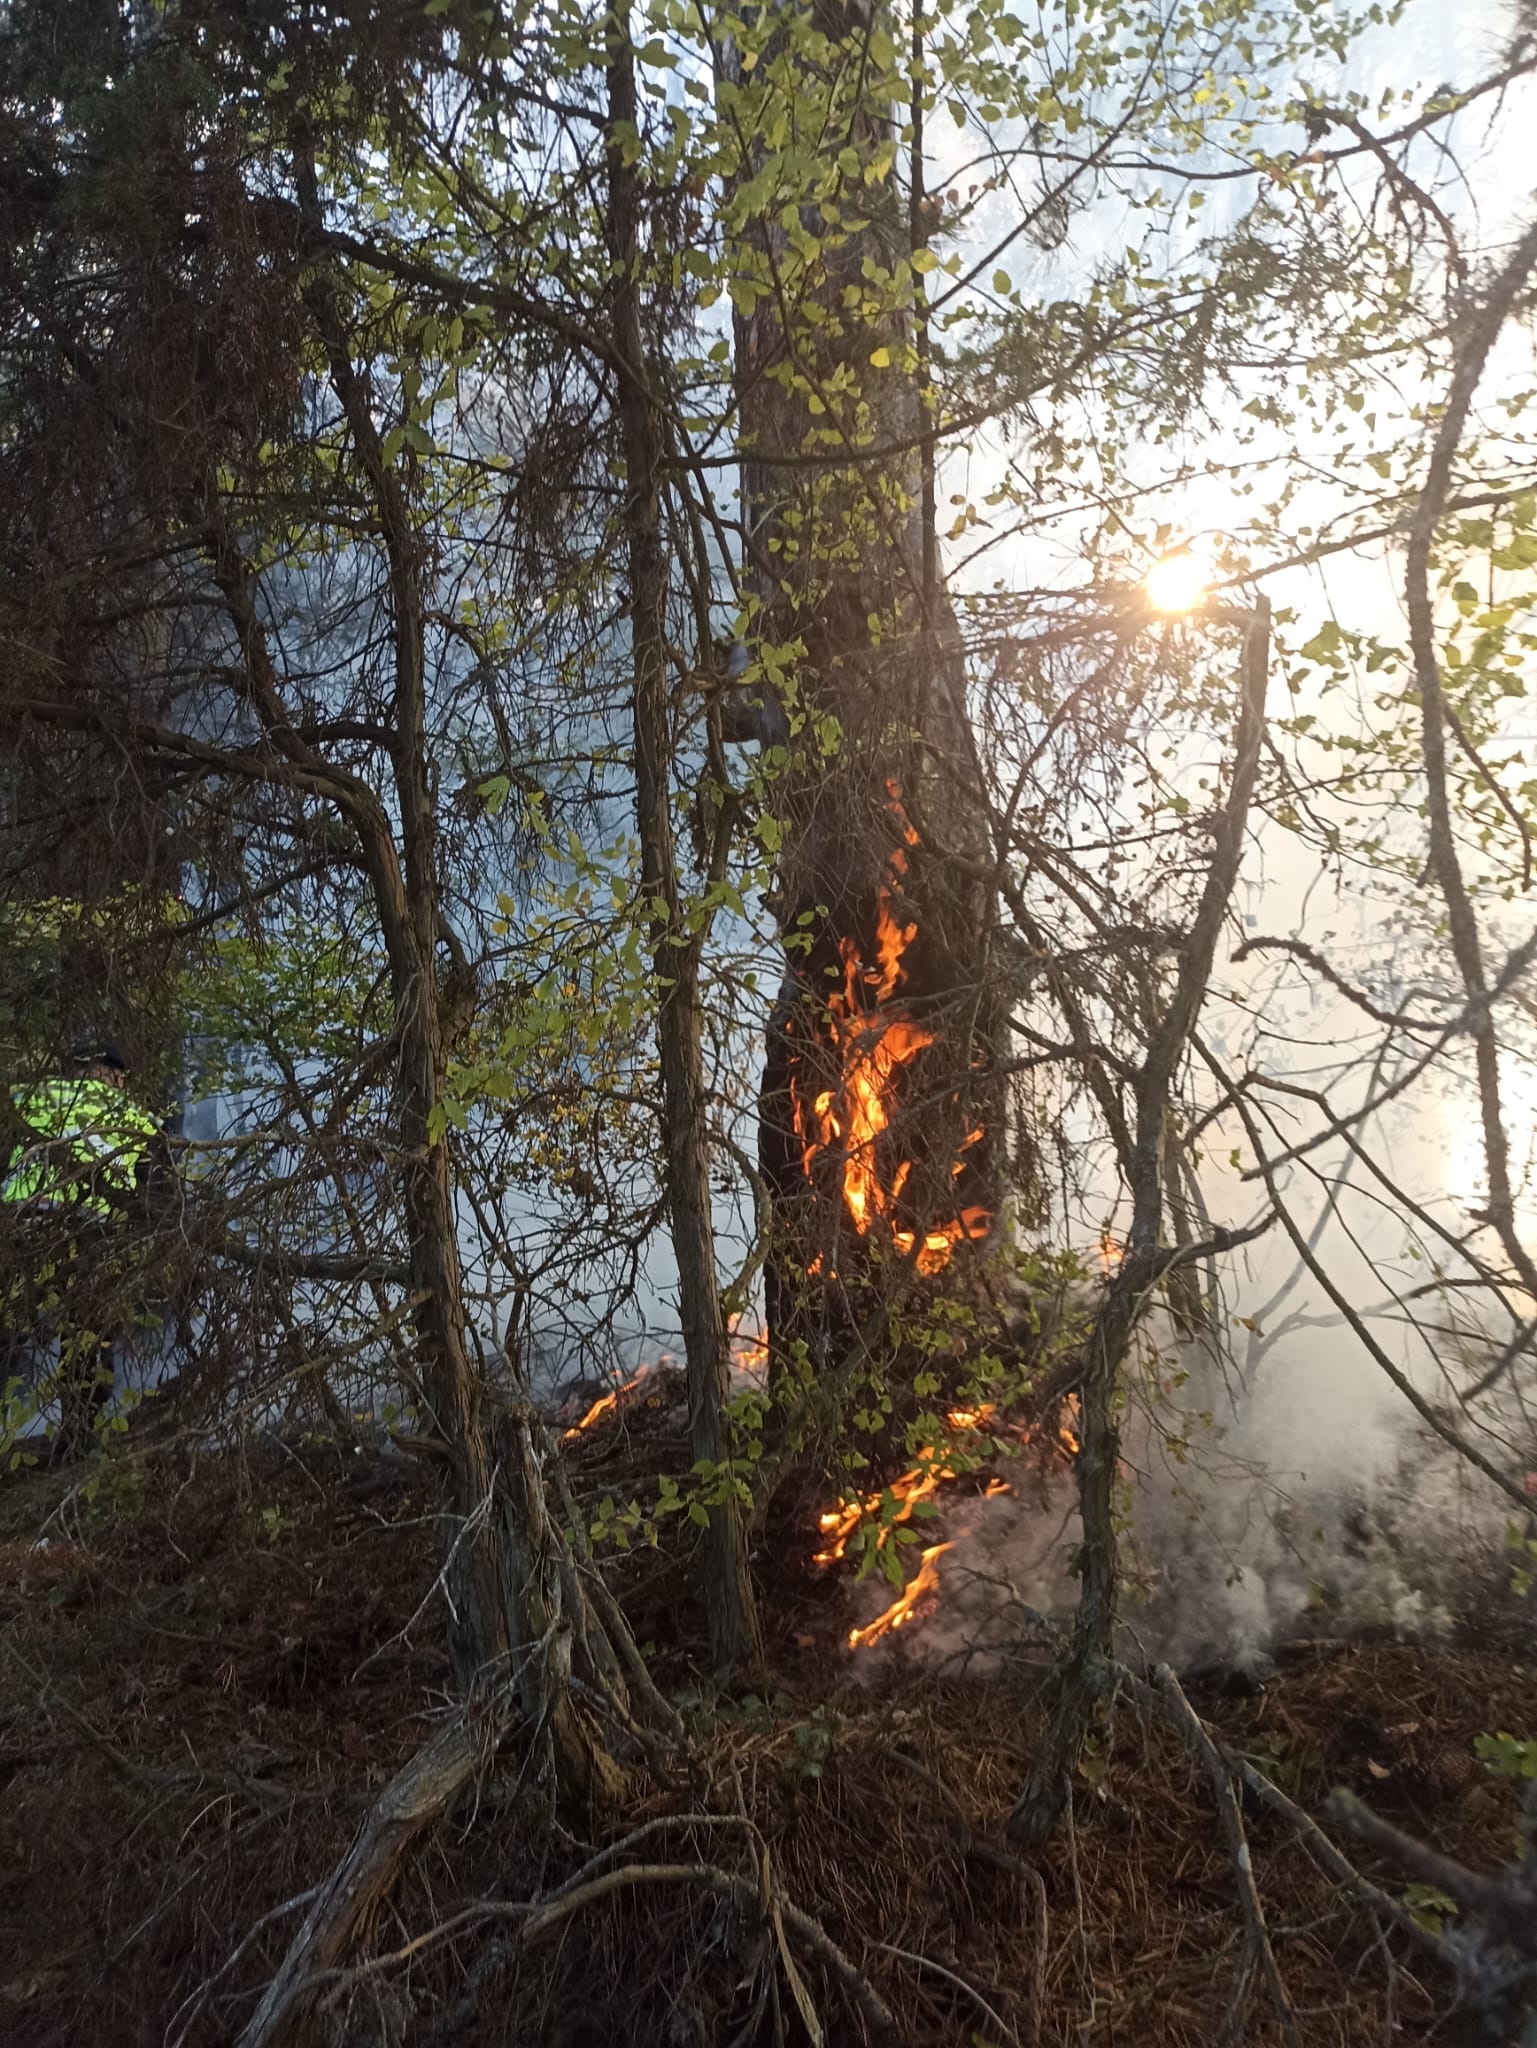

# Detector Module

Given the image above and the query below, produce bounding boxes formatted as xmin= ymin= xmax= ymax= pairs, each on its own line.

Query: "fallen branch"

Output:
xmin=1022 ymin=1854 xmax=1048 ymax=2048
xmin=534 ymin=1811 xmax=761 ymax=1904
xmin=168 ymin=1886 xmax=320 ymax=2048
xmin=1152 ymin=1663 xmax=1298 ymax=2043
xmin=1235 ymin=1763 xmax=1444 ymax=1957
xmin=239 ymin=1800 xmax=893 ymax=2045
xmin=1327 ymin=1784 xmax=1537 ymax=2048
xmin=1111 ymin=1656 xmax=1448 ymax=2024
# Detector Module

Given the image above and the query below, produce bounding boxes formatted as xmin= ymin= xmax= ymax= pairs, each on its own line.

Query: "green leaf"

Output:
xmin=1300 ymin=620 xmax=1343 ymax=661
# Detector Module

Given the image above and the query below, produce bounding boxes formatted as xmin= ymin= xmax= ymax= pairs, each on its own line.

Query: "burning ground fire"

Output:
xmin=562 ymin=1369 xmax=656 ymax=1440
xmin=791 ymin=783 xmax=990 ymax=1277
xmin=560 ymin=1316 xmax=769 ymax=1441
xmin=817 ymin=1399 xmax=1080 ymax=1649
xmin=563 ymin=1350 xmax=1078 ymax=1652
xmin=562 ymin=755 xmax=1064 ymax=1650
xmin=848 ymin=1543 xmax=953 ymax=1648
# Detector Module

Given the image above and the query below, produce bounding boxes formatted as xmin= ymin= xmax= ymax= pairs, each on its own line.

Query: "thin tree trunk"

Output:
xmin=605 ymin=27 xmax=762 ymax=1675
xmin=292 ymin=134 xmax=633 ymax=1778
xmin=1405 ymin=216 xmax=1537 ymax=1305
xmin=1009 ymin=601 xmax=1271 ymax=1848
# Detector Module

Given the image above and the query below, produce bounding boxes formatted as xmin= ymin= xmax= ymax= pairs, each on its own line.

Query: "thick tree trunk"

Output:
xmin=607 ymin=16 xmax=762 ymax=1675
xmin=717 ymin=0 xmax=1004 ymax=1350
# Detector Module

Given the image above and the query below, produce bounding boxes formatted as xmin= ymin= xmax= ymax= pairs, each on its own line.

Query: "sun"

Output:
xmin=1144 ymin=553 xmax=1211 ymax=615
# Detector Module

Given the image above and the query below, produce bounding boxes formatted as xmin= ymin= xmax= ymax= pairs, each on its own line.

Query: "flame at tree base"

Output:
xmin=824 ymin=1399 xmax=1080 ymax=1650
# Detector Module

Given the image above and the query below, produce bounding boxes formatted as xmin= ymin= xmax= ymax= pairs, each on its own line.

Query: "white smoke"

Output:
xmin=843 ymin=1300 xmax=1534 ymax=1674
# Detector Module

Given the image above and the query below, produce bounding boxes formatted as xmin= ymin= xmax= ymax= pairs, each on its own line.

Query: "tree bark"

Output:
xmin=235 ymin=1686 xmax=520 ymax=2048
xmin=715 ymin=0 xmax=1004 ymax=1350
xmin=292 ymin=136 xmax=632 ymax=1783
xmin=607 ymin=16 xmax=762 ymax=1675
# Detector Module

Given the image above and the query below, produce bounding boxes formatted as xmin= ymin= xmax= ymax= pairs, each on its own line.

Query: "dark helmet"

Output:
xmin=70 ymin=1040 xmax=128 ymax=1073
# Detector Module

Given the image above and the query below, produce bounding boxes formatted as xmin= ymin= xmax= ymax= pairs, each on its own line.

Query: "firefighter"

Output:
xmin=1 ymin=1043 xmax=162 ymax=1458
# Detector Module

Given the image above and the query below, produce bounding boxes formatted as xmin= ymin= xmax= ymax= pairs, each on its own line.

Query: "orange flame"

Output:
xmin=1057 ymin=1393 xmax=1081 ymax=1455
xmin=727 ymin=1310 xmax=769 ymax=1378
xmin=945 ymin=1403 xmax=996 ymax=1431
xmin=814 ymin=1461 xmax=949 ymax=1567
xmin=825 ymin=1400 xmax=1080 ymax=1647
xmin=791 ymin=783 xmax=990 ymax=1274
xmin=813 ymin=1405 xmax=997 ymax=1568
xmin=848 ymin=1543 xmax=954 ymax=1648
xmin=561 ymin=1366 xmax=650 ymax=1440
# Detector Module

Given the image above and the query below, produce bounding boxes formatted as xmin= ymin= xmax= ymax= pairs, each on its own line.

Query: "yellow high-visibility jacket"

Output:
xmin=2 ymin=1079 xmax=161 ymax=1218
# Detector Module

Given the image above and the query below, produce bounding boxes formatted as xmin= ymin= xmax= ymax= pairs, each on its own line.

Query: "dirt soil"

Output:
xmin=2 ymin=1433 xmax=1534 ymax=2048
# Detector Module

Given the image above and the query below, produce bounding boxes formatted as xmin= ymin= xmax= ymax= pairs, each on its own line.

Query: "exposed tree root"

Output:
xmin=275 ymin=1848 xmax=897 ymax=2045
xmin=233 ymin=1409 xmax=685 ymax=2048
xmin=522 ymin=1862 xmax=896 ymax=2036
xmin=234 ymin=1682 xmax=520 ymax=2048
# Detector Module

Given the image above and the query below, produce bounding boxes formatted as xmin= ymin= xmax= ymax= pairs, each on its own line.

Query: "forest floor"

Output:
xmin=1 ymin=1408 xmax=1534 ymax=2048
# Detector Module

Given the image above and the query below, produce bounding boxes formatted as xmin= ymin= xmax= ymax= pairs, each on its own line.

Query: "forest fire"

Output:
xmin=791 ymin=783 xmax=990 ymax=1276
xmin=825 ymin=1398 xmax=1080 ymax=1649
xmin=561 ymin=1367 xmax=652 ymax=1439
xmin=813 ymin=1404 xmax=1001 ymax=1568
xmin=565 ymin=1318 xmax=763 ymax=1442
xmin=847 ymin=1543 xmax=953 ymax=1647
xmin=728 ymin=1310 xmax=769 ymax=1379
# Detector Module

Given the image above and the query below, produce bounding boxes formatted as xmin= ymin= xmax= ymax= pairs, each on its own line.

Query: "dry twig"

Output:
xmin=1152 ymin=1663 xmax=1299 ymax=2043
xmin=871 ymin=1937 xmax=1020 ymax=2046
xmin=520 ymin=1862 xmax=896 ymax=2036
